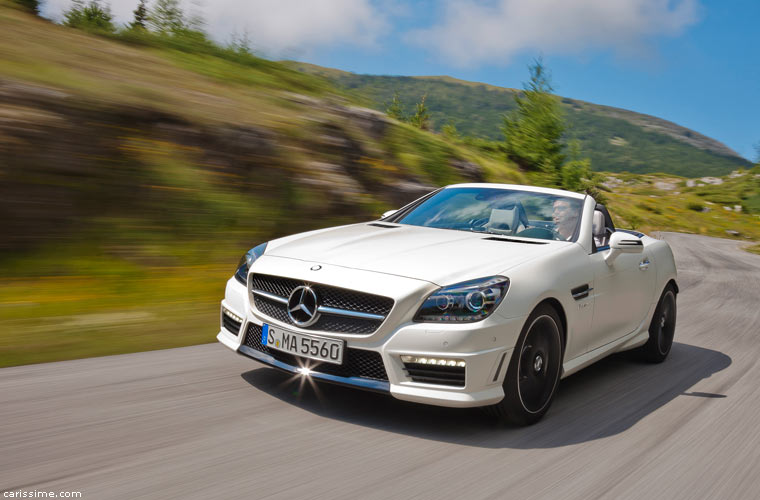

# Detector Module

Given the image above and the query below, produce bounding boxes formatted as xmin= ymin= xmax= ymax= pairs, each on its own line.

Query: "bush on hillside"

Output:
xmin=13 ymin=0 xmax=39 ymax=14
xmin=64 ymin=0 xmax=115 ymax=33
xmin=687 ymin=201 xmax=705 ymax=212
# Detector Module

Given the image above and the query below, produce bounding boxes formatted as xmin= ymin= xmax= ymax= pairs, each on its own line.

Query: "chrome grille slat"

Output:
xmin=251 ymin=289 xmax=288 ymax=304
xmin=316 ymin=306 xmax=385 ymax=321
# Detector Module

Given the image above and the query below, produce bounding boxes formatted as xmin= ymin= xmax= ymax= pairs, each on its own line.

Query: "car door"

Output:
xmin=586 ymin=236 xmax=656 ymax=352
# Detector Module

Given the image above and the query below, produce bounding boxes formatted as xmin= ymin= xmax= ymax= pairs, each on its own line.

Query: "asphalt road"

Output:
xmin=2 ymin=232 xmax=760 ymax=500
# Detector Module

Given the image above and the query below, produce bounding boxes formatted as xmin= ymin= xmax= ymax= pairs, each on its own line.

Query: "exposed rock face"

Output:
xmin=300 ymin=161 xmax=364 ymax=199
xmin=0 ymin=80 xmax=463 ymax=254
xmin=340 ymin=106 xmax=392 ymax=140
xmin=388 ymin=181 xmax=437 ymax=207
xmin=654 ymin=180 xmax=677 ymax=191
xmin=700 ymin=177 xmax=724 ymax=185
xmin=449 ymin=159 xmax=484 ymax=182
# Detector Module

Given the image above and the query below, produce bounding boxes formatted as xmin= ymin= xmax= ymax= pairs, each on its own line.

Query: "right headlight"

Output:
xmin=233 ymin=242 xmax=268 ymax=285
xmin=414 ymin=276 xmax=510 ymax=323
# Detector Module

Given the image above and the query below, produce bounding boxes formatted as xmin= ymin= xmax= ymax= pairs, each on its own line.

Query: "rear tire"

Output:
xmin=483 ymin=303 xmax=564 ymax=426
xmin=641 ymin=286 xmax=677 ymax=363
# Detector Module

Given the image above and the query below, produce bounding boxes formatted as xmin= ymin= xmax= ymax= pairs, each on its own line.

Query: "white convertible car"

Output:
xmin=217 ymin=184 xmax=678 ymax=425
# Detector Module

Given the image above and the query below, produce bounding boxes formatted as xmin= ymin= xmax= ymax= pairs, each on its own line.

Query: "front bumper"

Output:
xmin=218 ymin=275 xmax=525 ymax=408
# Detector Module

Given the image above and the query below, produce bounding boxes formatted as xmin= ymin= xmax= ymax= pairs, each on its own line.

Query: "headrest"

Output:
xmin=592 ymin=210 xmax=605 ymax=236
xmin=489 ymin=208 xmax=515 ymax=226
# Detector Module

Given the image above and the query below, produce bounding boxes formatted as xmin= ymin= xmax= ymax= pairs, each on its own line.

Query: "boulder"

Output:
xmin=449 ymin=158 xmax=484 ymax=181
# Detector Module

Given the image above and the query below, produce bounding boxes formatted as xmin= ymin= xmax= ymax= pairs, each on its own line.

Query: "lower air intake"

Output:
xmin=403 ymin=363 xmax=465 ymax=387
xmin=222 ymin=314 xmax=242 ymax=336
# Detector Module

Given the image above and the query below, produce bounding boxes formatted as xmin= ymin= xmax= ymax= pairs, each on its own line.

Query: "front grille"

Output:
xmin=243 ymin=324 xmax=388 ymax=381
xmin=404 ymin=362 xmax=465 ymax=387
xmin=222 ymin=313 xmax=242 ymax=336
xmin=252 ymin=275 xmax=303 ymax=298
xmin=255 ymin=295 xmax=290 ymax=323
xmin=314 ymin=285 xmax=393 ymax=316
xmin=250 ymin=274 xmax=394 ymax=335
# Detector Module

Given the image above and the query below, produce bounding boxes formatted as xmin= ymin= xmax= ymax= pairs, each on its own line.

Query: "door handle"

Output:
xmin=639 ymin=258 xmax=650 ymax=271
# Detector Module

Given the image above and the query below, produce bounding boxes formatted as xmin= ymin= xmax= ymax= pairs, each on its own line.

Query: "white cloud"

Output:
xmin=406 ymin=0 xmax=700 ymax=67
xmin=203 ymin=0 xmax=387 ymax=57
xmin=41 ymin=0 xmax=388 ymax=57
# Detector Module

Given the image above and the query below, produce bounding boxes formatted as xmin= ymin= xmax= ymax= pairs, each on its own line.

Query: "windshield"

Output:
xmin=397 ymin=187 xmax=583 ymax=241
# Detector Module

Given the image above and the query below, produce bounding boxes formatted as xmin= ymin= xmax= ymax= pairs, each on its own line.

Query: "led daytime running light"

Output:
xmin=401 ymin=355 xmax=466 ymax=368
xmin=222 ymin=307 xmax=243 ymax=323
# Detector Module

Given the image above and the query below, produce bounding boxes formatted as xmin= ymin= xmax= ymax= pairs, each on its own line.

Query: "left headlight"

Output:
xmin=234 ymin=242 xmax=268 ymax=285
xmin=414 ymin=276 xmax=510 ymax=323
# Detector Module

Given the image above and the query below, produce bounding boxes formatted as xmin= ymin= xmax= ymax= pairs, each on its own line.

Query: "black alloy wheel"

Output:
xmin=642 ymin=286 xmax=677 ymax=363
xmin=484 ymin=303 xmax=563 ymax=425
xmin=517 ymin=315 xmax=562 ymax=413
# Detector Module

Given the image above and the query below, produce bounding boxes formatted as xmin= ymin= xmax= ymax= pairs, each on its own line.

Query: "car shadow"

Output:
xmin=240 ymin=342 xmax=731 ymax=449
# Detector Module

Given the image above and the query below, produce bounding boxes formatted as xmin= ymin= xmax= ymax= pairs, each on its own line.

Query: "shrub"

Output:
xmin=687 ymin=201 xmax=704 ymax=212
xmin=64 ymin=0 xmax=115 ymax=33
xmin=13 ymin=0 xmax=39 ymax=14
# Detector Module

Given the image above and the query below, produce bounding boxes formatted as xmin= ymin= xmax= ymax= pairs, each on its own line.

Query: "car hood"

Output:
xmin=266 ymin=223 xmax=568 ymax=285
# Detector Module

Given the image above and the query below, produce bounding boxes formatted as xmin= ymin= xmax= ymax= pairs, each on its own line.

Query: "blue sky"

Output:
xmin=43 ymin=0 xmax=759 ymax=160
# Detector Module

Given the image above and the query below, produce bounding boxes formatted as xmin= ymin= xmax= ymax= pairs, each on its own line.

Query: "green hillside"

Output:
xmin=290 ymin=63 xmax=751 ymax=178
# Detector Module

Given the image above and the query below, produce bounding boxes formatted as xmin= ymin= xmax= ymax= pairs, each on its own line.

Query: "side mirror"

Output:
xmin=381 ymin=209 xmax=398 ymax=219
xmin=605 ymin=232 xmax=643 ymax=265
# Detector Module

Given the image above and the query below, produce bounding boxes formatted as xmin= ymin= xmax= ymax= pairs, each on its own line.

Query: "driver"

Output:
xmin=552 ymin=199 xmax=579 ymax=240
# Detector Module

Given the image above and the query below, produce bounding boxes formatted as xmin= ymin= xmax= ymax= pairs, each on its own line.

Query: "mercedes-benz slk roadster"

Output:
xmin=217 ymin=184 xmax=678 ymax=425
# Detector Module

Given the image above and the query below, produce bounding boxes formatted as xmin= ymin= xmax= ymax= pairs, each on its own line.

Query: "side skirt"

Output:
xmin=561 ymin=327 xmax=649 ymax=378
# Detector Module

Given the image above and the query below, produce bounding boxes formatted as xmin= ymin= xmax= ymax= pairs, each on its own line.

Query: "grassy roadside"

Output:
xmin=0 ymin=269 xmax=223 ymax=366
xmin=745 ymin=244 xmax=760 ymax=255
xmin=597 ymin=170 xmax=760 ymax=242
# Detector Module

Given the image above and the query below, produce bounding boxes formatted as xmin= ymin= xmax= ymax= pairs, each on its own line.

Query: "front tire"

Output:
xmin=484 ymin=304 xmax=564 ymax=425
xmin=641 ymin=286 xmax=677 ymax=363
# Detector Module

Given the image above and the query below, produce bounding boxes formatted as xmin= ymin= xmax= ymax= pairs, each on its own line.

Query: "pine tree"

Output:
xmin=386 ymin=92 xmax=405 ymax=121
xmin=229 ymin=29 xmax=254 ymax=55
xmin=64 ymin=0 xmax=115 ymax=33
xmin=442 ymin=121 xmax=459 ymax=140
xmin=410 ymin=94 xmax=430 ymax=130
xmin=131 ymin=0 xmax=148 ymax=29
xmin=185 ymin=0 xmax=206 ymax=32
xmin=149 ymin=0 xmax=185 ymax=34
xmin=13 ymin=0 xmax=40 ymax=15
xmin=502 ymin=58 xmax=565 ymax=174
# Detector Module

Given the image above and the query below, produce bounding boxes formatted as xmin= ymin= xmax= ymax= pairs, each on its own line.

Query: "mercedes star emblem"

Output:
xmin=310 ymin=265 xmax=322 ymax=271
xmin=287 ymin=285 xmax=320 ymax=327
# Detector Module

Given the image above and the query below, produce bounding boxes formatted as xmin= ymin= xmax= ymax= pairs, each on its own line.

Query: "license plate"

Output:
xmin=261 ymin=323 xmax=344 ymax=365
